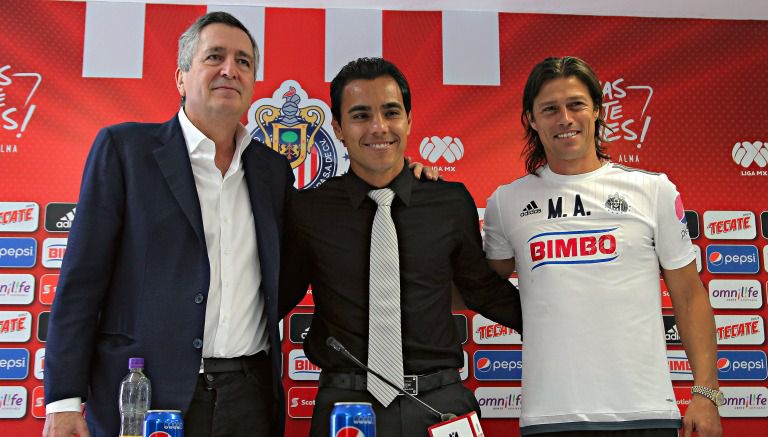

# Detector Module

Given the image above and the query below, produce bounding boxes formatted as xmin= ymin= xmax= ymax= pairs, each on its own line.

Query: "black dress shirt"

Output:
xmin=279 ymin=165 xmax=522 ymax=374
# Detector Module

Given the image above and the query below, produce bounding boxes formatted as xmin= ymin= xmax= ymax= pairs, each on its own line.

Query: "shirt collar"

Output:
xmin=177 ymin=108 xmax=251 ymax=156
xmin=344 ymin=161 xmax=414 ymax=209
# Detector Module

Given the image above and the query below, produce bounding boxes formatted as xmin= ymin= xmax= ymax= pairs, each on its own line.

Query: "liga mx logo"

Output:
xmin=247 ymin=80 xmax=349 ymax=190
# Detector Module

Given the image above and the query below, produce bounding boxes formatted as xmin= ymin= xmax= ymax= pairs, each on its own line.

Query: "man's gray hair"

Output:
xmin=177 ymin=11 xmax=259 ymax=76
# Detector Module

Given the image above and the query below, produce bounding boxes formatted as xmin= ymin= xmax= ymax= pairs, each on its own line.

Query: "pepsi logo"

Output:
xmin=709 ymin=251 xmax=723 ymax=266
xmin=476 ymin=357 xmax=492 ymax=372
xmin=148 ymin=432 xmax=171 ymax=437
xmin=717 ymin=358 xmax=730 ymax=370
xmin=335 ymin=426 xmax=365 ymax=437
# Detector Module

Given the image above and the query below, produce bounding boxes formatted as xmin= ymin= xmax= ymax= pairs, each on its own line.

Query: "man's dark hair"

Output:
xmin=521 ymin=56 xmax=609 ymax=175
xmin=330 ymin=57 xmax=411 ymax=123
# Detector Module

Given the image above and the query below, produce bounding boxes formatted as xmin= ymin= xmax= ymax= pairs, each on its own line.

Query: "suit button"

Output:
xmin=193 ymin=338 xmax=203 ymax=349
xmin=194 ymin=293 xmax=204 ymax=304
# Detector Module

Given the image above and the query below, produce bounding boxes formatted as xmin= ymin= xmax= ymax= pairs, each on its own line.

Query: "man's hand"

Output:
xmin=681 ymin=395 xmax=722 ymax=437
xmin=406 ymin=157 xmax=440 ymax=180
xmin=43 ymin=411 xmax=89 ymax=437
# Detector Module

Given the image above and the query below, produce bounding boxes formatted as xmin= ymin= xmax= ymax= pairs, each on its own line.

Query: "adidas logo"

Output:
xmin=56 ymin=207 xmax=76 ymax=230
xmin=666 ymin=325 xmax=680 ymax=342
xmin=520 ymin=200 xmax=542 ymax=217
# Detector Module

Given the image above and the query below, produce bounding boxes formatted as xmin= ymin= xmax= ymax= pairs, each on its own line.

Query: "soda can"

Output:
xmin=330 ymin=402 xmax=375 ymax=437
xmin=143 ymin=410 xmax=184 ymax=437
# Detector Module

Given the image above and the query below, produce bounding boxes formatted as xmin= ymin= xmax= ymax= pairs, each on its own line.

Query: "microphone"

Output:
xmin=325 ymin=336 xmax=456 ymax=421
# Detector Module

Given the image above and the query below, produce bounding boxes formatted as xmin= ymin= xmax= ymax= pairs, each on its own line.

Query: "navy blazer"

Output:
xmin=44 ymin=115 xmax=293 ymax=436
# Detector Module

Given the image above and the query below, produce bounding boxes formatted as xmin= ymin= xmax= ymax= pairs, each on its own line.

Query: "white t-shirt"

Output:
xmin=484 ymin=162 xmax=695 ymax=435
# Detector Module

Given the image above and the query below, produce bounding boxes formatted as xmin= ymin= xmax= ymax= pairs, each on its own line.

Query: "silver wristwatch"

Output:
xmin=691 ymin=385 xmax=725 ymax=407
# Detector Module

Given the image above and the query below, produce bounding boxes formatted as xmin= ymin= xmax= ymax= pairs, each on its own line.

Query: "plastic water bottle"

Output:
xmin=118 ymin=357 xmax=152 ymax=437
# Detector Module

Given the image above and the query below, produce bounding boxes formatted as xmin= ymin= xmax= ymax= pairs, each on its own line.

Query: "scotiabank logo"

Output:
xmin=287 ymin=386 xmax=317 ymax=419
xmin=474 ymin=386 xmax=522 ymax=418
xmin=0 ymin=386 xmax=26 ymax=418
xmin=0 ymin=311 xmax=32 ymax=342
xmin=38 ymin=274 xmax=59 ymax=305
xmin=0 ymin=202 xmax=39 ymax=232
xmin=715 ymin=315 xmax=764 ymax=345
xmin=288 ymin=349 xmax=320 ymax=381
xmin=473 ymin=350 xmax=522 ymax=381
xmin=472 ymin=314 xmax=522 ymax=345
xmin=703 ymin=211 xmax=756 ymax=240
xmin=31 ymin=386 xmax=45 ymax=418
xmin=706 ymin=245 xmax=759 ymax=274
xmin=527 ymin=228 xmax=619 ymax=270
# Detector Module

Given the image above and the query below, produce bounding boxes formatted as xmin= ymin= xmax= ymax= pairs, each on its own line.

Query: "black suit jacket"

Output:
xmin=44 ymin=115 xmax=293 ymax=436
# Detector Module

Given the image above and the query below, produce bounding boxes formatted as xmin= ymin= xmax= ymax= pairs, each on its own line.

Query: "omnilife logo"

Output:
xmin=708 ymin=279 xmax=762 ymax=309
xmin=44 ymin=203 xmax=76 ymax=232
xmin=475 ymin=387 xmax=522 ymax=418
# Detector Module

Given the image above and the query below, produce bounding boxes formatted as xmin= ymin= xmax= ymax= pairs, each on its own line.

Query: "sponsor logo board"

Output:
xmin=460 ymin=350 xmax=468 ymax=381
xmin=668 ymin=350 xmax=767 ymax=381
xmin=472 ymin=314 xmax=522 ymax=344
xmin=474 ymin=386 xmax=522 ymax=418
xmin=34 ymin=348 xmax=44 ymax=380
xmin=706 ymin=245 xmax=759 ymax=274
xmin=0 ymin=348 xmax=29 ymax=380
xmin=288 ymin=349 xmax=320 ymax=381
xmin=0 ymin=311 xmax=31 ymax=342
xmin=761 ymin=211 xmax=768 ymax=239
xmin=703 ymin=211 xmax=756 ymax=240
xmin=42 ymin=238 xmax=67 ymax=268
xmin=660 ymin=278 xmax=672 ymax=309
xmin=0 ymin=274 xmax=34 ymax=304
xmin=289 ymin=313 xmax=313 ymax=344
xmin=37 ymin=311 xmax=50 ymax=342
xmin=663 ymin=315 xmax=681 ymax=345
xmin=708 ymin=279 xmax=762 ymax=309
xmin=684 ymin=210 xmax=699 ymax=239
xmin=44 ymin=203 xmax=76 ymax=232
xmin=715 ymin=315 xmax=764 ymax=345
xmin=0 ymin=237 xmax=36 ymax=268
xmin=453 ymin=314 xmax=468 ymax=344
xmin=0 ymin=386 xmax=27 ymax=418
xmin=694 ymin=245 xmax=701 ymax=272
xmin=0 ymin=202 xmax=39 ymax=232
xmin=287 ymin=386 xmax=317 ymax=419
xmin=673 ymin=387 xmax=691 ymax=416
xmin=720 ymin=386 xmax=768 ymax=417
xmin=38 ymin=274 xmax=58 ymax=305
xmin=31 ymin=386 xmax=45 ymax=418
xmin=473 ymin=350 xmax=522 ymax=381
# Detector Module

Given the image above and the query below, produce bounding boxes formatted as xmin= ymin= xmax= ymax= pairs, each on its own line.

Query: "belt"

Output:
xmin=202 ymin=352 xmax=268 ymax=373
xmin=319 ymin=368 xmax=460 ymax=396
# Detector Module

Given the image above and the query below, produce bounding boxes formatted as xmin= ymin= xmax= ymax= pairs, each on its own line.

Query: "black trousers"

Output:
xmin=184 ymin=355 xmax=275 ymax=437
xmin=309 ymin=381 xmax=480 ymax=437
xmin=530 ymin=429 xmax=679 ymax=437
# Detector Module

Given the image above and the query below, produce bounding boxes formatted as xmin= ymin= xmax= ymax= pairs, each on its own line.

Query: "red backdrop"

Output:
xmin=1 ymin=2 xmax=766 ymax=436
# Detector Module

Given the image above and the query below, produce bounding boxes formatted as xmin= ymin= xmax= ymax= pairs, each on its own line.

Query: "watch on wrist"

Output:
xmin=691 ymin=385 xmax=725 ymax=407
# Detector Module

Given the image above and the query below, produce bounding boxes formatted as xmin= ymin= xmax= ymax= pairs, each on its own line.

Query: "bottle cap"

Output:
xmin=128 ymin=357 xmax=144 ymax=369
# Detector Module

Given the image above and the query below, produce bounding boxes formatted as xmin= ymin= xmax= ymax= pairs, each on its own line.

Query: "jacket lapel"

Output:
xmin=153 ymin=116 xmax=206 ymax=244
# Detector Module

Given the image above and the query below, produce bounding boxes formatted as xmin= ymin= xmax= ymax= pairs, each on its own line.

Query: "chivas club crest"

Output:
xmin=247 ymin=80 xmax=348 ymax=189
xmin=604 ymin=192 xmax=630 ymax=214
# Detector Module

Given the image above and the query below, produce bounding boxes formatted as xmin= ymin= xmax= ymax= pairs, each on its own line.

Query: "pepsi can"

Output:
xmin=330 ymin=402 xmax=375 ymax=437
xmin=143 ymin=410 xmax=183 ymax=437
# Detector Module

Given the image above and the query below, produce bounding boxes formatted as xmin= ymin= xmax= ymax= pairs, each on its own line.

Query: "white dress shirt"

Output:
xmin=47 ymin=109 xmax=268 ymax=414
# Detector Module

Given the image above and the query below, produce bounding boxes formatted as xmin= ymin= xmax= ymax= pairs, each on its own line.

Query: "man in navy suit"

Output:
xmin=43 ymin=12 xmax=292 ymax=437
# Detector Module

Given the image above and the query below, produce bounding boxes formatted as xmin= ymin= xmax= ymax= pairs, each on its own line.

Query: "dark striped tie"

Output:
xmin=366 ymin=188 xmax=403 ymax=406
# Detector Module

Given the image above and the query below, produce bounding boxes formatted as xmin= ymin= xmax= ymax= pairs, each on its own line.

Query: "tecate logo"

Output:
xmin=703 ymin=211 xmax=756 ymax=240
xmin=473 ymin=350 xmax=523 ymax=381
xmin=715 ymin=315 xmax=765 ymax=345
xmin=527 ymin=228 xmax=619 ymax=270
xmin=706 ymin=245 xmax=759 ymax=274
xmin=0 ymin=202 xmax=39 ymax=232
xmin=0 ymin=312 xmax=32 ymax=342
